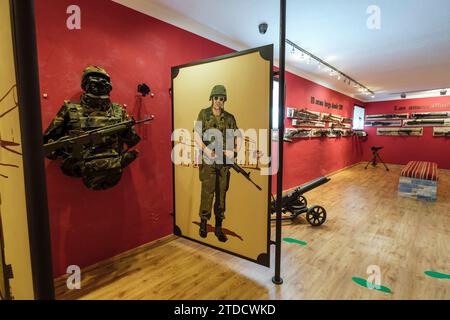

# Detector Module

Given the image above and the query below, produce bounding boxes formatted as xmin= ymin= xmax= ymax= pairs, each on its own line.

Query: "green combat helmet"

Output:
xmin=81 ymin=65 xmax=112 ymax=93
xmin=209 ymin=85 xmax=227 ymax=101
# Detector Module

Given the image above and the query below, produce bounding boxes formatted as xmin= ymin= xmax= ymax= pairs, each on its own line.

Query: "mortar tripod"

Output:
xmin=365 ymin=146 xmax=389 ymax=171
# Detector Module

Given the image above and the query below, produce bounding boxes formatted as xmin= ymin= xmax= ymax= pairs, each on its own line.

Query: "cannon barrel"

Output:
xmin=290 ymin=176 xmax=331 ymax=196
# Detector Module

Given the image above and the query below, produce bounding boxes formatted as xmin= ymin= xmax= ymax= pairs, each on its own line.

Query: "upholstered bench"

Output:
xmin=398 ymin=161 xmax=439 ymax=201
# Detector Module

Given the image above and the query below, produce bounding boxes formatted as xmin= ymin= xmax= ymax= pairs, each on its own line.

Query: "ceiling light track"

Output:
xmin=286 ymin=39 xmax=375 ymax=96
xmin=391 ymin=87 xmax=449 ymax=96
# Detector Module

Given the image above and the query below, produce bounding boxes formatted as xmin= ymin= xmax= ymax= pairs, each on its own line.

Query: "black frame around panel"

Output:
xmin=171 ymin=45 xmax=274 ymax=268
xmin=10 ymin=0 xmax=55 ymax=300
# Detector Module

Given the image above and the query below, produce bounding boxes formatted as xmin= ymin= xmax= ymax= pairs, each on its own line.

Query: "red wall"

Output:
xmin=280 ymin=74 xmax=365 ymax=190
xmin=35 ymin=0 xmax=364 ymax=276
xmin=35 ymin=0 xmax=234 ymax=277
xmin=364 ymin=96 xmax=450 ymax=169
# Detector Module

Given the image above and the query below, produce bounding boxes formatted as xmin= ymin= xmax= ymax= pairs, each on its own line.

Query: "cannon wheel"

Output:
xmin=298 ymin=195 xmax=307 ymax=208
xmin=306 ymin=206 xmax=327 ymax=226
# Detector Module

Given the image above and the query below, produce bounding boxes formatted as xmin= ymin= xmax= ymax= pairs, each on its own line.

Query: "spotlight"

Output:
xmin=337 ymin=74 xmax=341 ymax=80
xmin=441 ymin=89 xmax=447 ymax=96
xmin=401 ymin=93 xmax=406 ymax=99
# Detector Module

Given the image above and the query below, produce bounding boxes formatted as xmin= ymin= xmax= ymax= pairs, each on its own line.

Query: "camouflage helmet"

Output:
xmin=81 ymin=66 xmax=112 ymax=91
xmin=209 ymin=85 xmax=227 ymax=101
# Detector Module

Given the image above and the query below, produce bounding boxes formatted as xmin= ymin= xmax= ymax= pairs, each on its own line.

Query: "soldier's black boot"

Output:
xmin=214 ymin=218 xmax=228 ymax=243
xmin=199 ymin=219 xmax=208 ymax=238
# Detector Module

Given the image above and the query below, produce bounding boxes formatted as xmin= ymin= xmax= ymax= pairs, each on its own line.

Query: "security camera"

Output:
xmin=401 ymin=93 xmax=406 ymax=99
xmin=259 ymin=23 xmax=268 ymax=35
xmin=440 ymin=89 xmax=447 ymax=96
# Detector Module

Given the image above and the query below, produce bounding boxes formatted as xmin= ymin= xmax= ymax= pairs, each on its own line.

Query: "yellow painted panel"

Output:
xmin=173 ymin=49 xmax=271 ymax=263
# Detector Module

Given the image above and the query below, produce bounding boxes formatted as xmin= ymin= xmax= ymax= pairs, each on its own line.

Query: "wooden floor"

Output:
xmin=55 ymin=163 xmax=450 ymax=300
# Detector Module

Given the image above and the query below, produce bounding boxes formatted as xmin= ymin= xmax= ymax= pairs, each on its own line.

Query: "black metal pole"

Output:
xmin=272 ymin=0 xmax=286 ymax=285
xmin=11 ymin=0 xmax=55 ymax=299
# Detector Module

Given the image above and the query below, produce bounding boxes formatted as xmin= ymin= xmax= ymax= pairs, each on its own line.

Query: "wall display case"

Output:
xmin=377 ymin=128 xmax=423 ymax=136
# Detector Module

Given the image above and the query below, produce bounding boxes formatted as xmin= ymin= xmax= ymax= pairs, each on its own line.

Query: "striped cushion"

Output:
xmin=401 ymin=161 xmax=439 ymax=181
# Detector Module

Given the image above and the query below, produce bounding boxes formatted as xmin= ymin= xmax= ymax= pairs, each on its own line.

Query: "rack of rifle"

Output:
xmin=364 ymin=111 xmax=450 ymax=137
xmin=284 ymin=107 xmax=367 ymax=142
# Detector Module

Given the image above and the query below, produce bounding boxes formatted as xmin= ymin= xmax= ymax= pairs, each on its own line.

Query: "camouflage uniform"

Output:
xmin=43 ymin=66 xmax=141 ymax=190
xmin=195 ymin=85 xmax=239 ymax=242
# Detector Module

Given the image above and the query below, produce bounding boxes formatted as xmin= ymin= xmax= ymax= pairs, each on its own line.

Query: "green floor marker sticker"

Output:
xmin=424 ymin=271 xmax=450 ymax=279
xmin=283 ymin=237 xmax=307 ymax=246
xmin=352 ymin=277 xmax=392 ymax=294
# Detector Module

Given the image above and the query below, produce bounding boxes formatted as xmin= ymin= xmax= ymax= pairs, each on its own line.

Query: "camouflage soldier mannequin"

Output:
xmin=43 ymin=66 xmax=141 ymax=190
xmin=194 ymin=85 xmax=241 ymax=242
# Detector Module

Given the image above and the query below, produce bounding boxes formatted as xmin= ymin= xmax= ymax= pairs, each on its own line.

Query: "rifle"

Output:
xmin=201 ymin=149 xmax=263 ymax=191
xmin=342 ymin=117 xmax=353 ymax=123
xmin=323 ymin=114 xmax=341 ymax=122
xmin=398 ymin=129 xmax=414 ymax=135
xmin=44 ymin=116 xmax=154 ymax=158
xmin=224 ymin=155 xmax=262 ymax=191
xmin=331 ymin=129 xmax=344 ymax=136
xmin=378 ymin=129 xmax=417 ymax=135
xmin=412 ymin=112 xmax=450 ymax=119
xmin=434 ymin=131 xmax=450 ymax=136
xmin=405 ymin=119 xmax=446 ymax=126
xmin=284 ymin=129 xmax=311 ymax=142
xmin=365 ymin=121 xmax=399 ymax=126
xmin=0 ymin=209 xmax=13 ymax=300
xmin=398 ymin=129 xmax=422 ymax=135
xmin=299 ymin=109 xmax=320 ymax=119
xmin=292 ymin=120 xmax=324 ymax=127
xmin=366 ymin=114 xmax=408 ymax=119
xmin=312 ymin=129 xmax=329 ymax=137
xmin=354 ymin=131 xmax=368 ymax=137
xmin=294 ymin=111 xmax=320 ymax=120
xmin=331 ymin=123 xmax=347 ymax=129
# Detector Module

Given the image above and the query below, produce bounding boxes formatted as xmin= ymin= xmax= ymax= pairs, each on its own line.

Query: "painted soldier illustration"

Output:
xmin=43 ymin=66 xmax=142 ymax=190
xmin=194 ymin=85 xmax=242 ymax=242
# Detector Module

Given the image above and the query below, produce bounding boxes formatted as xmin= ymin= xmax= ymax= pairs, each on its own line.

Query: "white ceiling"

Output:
xmin=114 ymin=0 xmax=450 ymax=102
